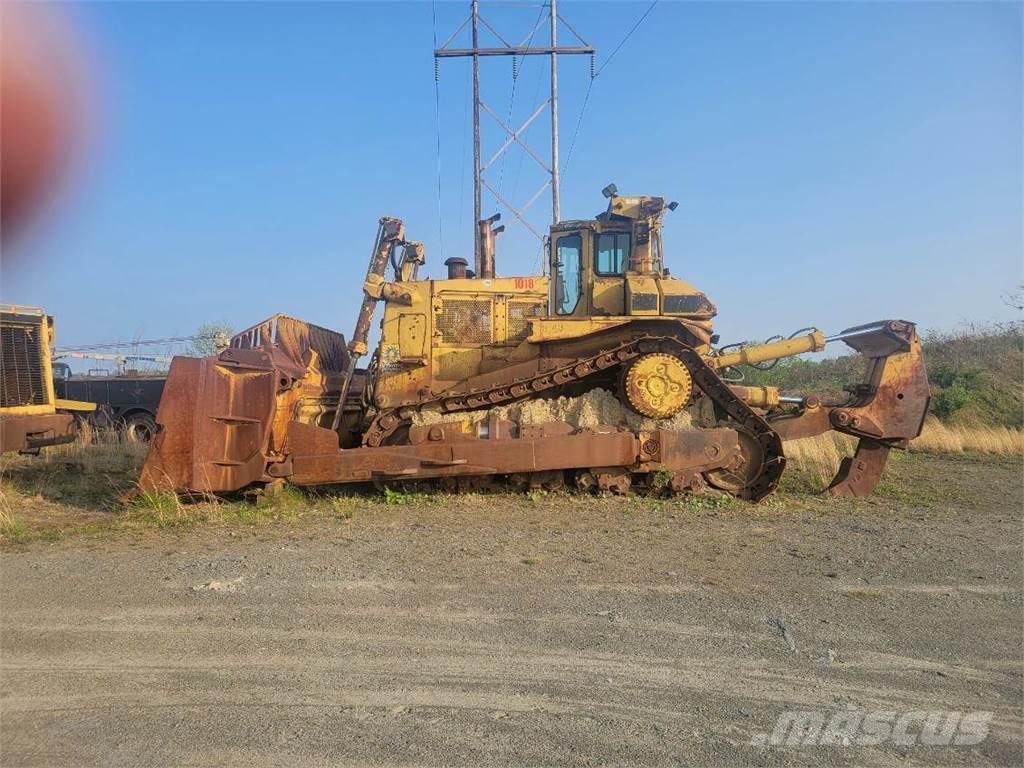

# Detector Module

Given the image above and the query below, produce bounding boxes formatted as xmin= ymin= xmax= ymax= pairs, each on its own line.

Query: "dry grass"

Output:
xmin=911 ymin=418 xmax=1024 ymax=455
xmin=49 ymin=427 xmax=149 ymax=464
xmin=782 ymin=418 xmax=1023 ymax=489
xmin=0 ymin=429 xmax=147 ymax=517
xmin=0 ymin=484 xmax=22 ymax=538
xmin=783 ymin=431 xmax=856 ymax=486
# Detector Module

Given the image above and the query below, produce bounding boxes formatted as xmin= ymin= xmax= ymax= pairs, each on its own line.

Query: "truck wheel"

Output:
xmin=124 ymin=413 xmax=157 ymax=443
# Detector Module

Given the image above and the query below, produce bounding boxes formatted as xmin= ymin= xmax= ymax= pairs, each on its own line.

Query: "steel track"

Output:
xmin=362 ymin=336 xmax=785 ymax=500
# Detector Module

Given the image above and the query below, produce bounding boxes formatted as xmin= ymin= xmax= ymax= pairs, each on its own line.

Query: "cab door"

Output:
xmin=551 ymin=231 xmax=586 ymax=317
xmin=590 ymin=231 xmax=630 ymax=316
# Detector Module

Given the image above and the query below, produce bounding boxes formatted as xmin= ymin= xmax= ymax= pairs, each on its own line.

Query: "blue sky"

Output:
xmin=3 ymin=0 xmax=1021 ymax=355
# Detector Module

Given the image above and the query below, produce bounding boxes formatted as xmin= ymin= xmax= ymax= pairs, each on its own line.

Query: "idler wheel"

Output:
xmin=623 ymin=353 xmax=692 ymax=418
xmin=704 ymin=429 xmax=765 ymax=494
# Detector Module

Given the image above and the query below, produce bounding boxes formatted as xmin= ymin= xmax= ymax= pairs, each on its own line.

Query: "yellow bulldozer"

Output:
xmin=141 ymin=186 xmax=929 ymax=501
xmin=1 ymin=305 xmax=96 ymax=453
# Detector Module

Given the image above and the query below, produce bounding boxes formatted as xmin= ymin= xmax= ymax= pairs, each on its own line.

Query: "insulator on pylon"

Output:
xmin=434 ymin=58 xmax=440 ymax=82
xmin=590 ymin=54 xmax=596 ymax=79
xmin=512 ymin=56 xmax=519 ymax=80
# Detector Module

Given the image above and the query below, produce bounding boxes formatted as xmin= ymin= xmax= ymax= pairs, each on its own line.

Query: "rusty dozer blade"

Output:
xmin=139 ymin=314 xmax=348 ymax=494
xmin=771 ymin=320 xmax=930 ymax=497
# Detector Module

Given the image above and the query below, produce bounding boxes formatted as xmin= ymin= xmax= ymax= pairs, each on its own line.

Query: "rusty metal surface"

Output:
xmin=827 ymin=439 xmax=891 ymax=497
xmin=287 ymin=419 xmax=743 ymax=488
xmin=829 ymin=323 xmax=930 ymax=442
xmin=362 ymin=333 xmax=784 ymax=499
xmin=0 ymin=412 xmax=76 ymax=453
xmin=231 ymin=314 xmax=348 ymax=374
xmin=288 ymin=419 xmax=639 ymax=485
xmin=140 ymin=317 xmax=927 ymax=502
xmin=134 ymin=186 xmax=931 ymax=503
xmin=139 ymin=353 xmax=278 ymax=493
xmin=770 ymin=405 xmax=832 ymax=442
xmin=764 ymin=321 xmax=928 ymax=497
xmin=349 ymin=217 xmax=405 ymax=358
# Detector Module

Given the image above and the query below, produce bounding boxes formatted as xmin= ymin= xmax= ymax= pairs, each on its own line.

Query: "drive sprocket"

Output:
xmin=623 ymin=353 xmax=692 ymax=419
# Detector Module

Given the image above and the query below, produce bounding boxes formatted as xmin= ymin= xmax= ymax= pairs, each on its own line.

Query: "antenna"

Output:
xmin=434 ymin=0 xmax=595 ymax=275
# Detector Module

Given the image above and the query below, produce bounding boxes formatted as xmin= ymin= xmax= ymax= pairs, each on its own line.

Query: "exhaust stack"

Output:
xmin=477 ymin=214 xmax=503 ymax=279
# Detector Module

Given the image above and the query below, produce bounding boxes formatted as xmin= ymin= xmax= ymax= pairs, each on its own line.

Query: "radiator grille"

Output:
xmin=507 ymin=301 xmax=544 ymax=342
xmin=437 ymin=299 xmax=492 ymax=345
xmin=1 ymin=315 xmax=47 ymax=408
xmin=631 ymin=293 xmax=658 ymax=312
xmin=663 ymin=294 xmax=709 ymax=314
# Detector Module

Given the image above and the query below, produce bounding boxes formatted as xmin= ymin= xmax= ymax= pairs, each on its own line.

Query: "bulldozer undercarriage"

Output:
xmin=360 ymin=335 xmax=786 ymax=500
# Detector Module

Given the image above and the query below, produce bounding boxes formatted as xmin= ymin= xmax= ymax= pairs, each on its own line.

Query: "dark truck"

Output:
xmin=52 ymin=363 xmax=166 ymax=441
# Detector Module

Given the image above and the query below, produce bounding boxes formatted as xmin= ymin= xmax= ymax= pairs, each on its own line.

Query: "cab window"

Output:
xmin=554 ymin=234 xmax=582 ymax=315
xmin=595 ymin=232 xmax=630 ymax=276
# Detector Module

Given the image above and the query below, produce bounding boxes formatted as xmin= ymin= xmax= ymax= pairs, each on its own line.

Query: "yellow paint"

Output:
xmin=625 ymin=354 xmax=693 ymax=418
xmin=713 ymin=331 xmax=826 ymax=369
xmin=527 ymin=317 xmax=631 ymax=342
xmin=1 ymin=306 xmax=57 ymax=415
xmin=55 ymin=399 xmax=97 ymax=412
xmin=397 ymin=314 xmax=426 ymax=362
xmin=591 ymin=277 xmax=625 ymax=316
xmin=625 ymin=275 xmax=660 ymax=316
xmin=733 ymin=386 xmax=780 ymax=409
xmin=374 ymin=276 xmax=549 ymax=407
xmin=365 ymin=190 xmax=820 ymax=414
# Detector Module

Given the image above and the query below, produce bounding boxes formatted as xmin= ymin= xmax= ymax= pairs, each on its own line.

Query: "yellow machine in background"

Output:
xmin=1 ymin=305 xmax=95 ymax=453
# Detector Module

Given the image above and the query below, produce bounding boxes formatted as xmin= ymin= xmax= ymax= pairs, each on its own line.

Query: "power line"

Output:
xmin=55 ymin=334 xmax=218 ymax=354
xmin=597 ymin=0 xmax=658 ymax=78
xmin=561 ymin=77 xmax=593 ymax=178
xmin=563 ymin=0 xmax=659 ymax=178
xmin=497 ymin=3 xmax=546 ymax=197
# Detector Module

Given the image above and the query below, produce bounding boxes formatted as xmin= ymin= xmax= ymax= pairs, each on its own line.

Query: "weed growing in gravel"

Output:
xmin=252 ymin=486 xmax=307 ymax=515
xmin=0 ymin=496 xmax=27 ymax=540
xmin=526 ymin=489 xmax=546 ymax=503
xmin=327 ymin=497 xmax=357 ymax=519
xmin=376 ymin=485 xmax=445 ymax=506
xmin=125 ymin=488 xmax=189 ymax=528
xmin=381 ymin=486 xmax=414 ymax=505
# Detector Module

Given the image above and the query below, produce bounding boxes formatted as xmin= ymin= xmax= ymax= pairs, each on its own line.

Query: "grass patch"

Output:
xmin=125 ymin=488 xmax=189 ymax=527
xmin=911 ymin=419 xmax=1024 ymax=455
xmin=0 ymin=499 xmax=27 ymax=541
xmin=1 ymin=429 xmax=146 ymax=510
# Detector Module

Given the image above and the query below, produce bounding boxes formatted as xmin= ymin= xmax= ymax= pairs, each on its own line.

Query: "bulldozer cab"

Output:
xmin=549 ymin=185 xmax=714 ymax=321
xmin=551 ymin=225 xmax=632 ymax=317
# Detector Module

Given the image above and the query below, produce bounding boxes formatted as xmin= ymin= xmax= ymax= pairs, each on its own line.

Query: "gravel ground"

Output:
xmin=1 ymin=454 xmax=1021 ymax=766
